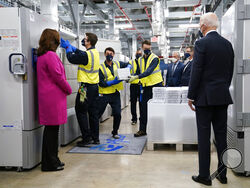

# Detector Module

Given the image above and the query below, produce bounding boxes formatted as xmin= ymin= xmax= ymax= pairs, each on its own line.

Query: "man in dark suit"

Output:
xmin=166 ymin=51 xmax=184 ymax=87
xmin=181 ymin=46 xmax=194 ymax=86
xmin=188 ymin=13 xmax=234 ymax=186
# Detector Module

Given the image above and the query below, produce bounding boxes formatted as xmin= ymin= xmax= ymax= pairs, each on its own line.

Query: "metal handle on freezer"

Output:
xmin=9 ymin=53 xmax=26 ymax=75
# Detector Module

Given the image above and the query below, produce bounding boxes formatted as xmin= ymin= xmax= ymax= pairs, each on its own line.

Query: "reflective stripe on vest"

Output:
xmin=129 ymin=59 xmax=140 ymax=84
xmin=114 ymin=61 xmax=119 ymax=69
xmin=140 ymin=54 xmax=158 ymax=74
xmin=130 ymin=60 xmax=135 ymax=75
xmin=78 ymin=50 xmax=99 ymax=73
xmin=99 ymin=61 xmax=123 ymax=94
xmin=139 ymin=53 xmax=163 ymax=87
xmin=101 ymin=61 xmax=119 ymax=80
xmin=77 ymin=49 xmax=99 ymax=84
xmin=101 ymin=63 xmax=108 ymax=81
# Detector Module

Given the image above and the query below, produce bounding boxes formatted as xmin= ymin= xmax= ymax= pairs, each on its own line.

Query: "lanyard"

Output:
xmin=183 ymin=61 xmax=190 ymax=73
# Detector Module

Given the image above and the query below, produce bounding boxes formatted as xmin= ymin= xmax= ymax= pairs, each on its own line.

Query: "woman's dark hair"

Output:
xmin=37 ymin=28 xmax=60 ymax=56
xmin=104 ymin=47 xmax=115 ymax=54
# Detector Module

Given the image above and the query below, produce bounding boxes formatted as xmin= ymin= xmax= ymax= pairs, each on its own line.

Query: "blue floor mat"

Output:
xmin=67 ymin=134 xmax=147 ymax=155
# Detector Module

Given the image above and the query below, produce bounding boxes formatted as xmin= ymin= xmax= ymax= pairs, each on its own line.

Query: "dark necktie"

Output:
xmin=172 ymin=63 xmax=176 ymax=76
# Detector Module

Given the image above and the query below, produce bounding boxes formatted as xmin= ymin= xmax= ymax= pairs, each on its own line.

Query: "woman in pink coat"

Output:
xmin=37 ymin=29 xmax=72 ymax=172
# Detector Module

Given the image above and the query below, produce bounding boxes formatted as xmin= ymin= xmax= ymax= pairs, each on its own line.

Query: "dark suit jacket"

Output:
xmin=166 ymin=61 xmax=184 ymax=87
xmin=187 ymin=31 xmax=234 ymax=106
xmin=181 ymin=60 xmax=193 ymax=86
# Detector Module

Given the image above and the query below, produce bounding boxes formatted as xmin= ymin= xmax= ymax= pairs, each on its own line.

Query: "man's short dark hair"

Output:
xmin=142 ymin=40 xmax=151 ymax=47
xmin=104 ymin=47 xmax=115 ymax=54
xmin=186 ymin=45 xmax=194 ymax=52
xmin=86 ymin=33 xmax=98 ymax=46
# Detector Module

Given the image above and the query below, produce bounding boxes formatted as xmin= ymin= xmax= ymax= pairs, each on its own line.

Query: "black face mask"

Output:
xmin=198 ymin=30 xmax=203 ymax=38
xmin=144 ymin=49 xmax=151 ymax=55
xmin=81 ymin=38 xmax=86 ymax=46
xmin=136 ymin=54 xmax=142 ymax=59
xmin=184 ymin=53 xmax=190 ymax=60
xmin=106 ymin=54 xmax=113 ymax=62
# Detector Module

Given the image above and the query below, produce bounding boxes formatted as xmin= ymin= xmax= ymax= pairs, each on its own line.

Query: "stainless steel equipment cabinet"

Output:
xmin=221 ymin=0 xmax=250 ymax=176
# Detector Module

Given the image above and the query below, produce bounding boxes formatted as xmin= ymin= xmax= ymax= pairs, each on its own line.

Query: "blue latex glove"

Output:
xmin=113 ymin=77 xmax=122 ymax=85
xmin=60 ymin=38 xmax=69 ymax=49
xmin=127 ymin=64 xmax=132 ymax=71
xmin=106 ymin=77 xmax=122 ymax=86
xmin=66 ymin=45 xmax=73 ymax=53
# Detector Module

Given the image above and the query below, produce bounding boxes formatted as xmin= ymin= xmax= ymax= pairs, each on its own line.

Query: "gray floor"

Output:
xmin=0 ymin=106 xmax=250 ymax=188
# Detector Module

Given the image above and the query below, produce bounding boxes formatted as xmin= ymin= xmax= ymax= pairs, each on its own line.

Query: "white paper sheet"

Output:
xmin=117 ymin=68 xmax=131 ymax=80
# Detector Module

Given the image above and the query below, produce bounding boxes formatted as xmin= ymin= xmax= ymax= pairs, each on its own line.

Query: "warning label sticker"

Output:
xmin=0 ymin=29 xmax=19 ymax=49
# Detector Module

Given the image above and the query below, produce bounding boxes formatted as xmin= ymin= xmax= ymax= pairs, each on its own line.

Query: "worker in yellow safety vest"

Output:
xmin=129 ymin=49 xmax=143 ymax=125
xmin=98 ymin=47 xmax=132 ymax=139
xmin=60 ymin=33 xmax=100 ymax=147
xmin=129 ymin=40 xmax=163 ymax=137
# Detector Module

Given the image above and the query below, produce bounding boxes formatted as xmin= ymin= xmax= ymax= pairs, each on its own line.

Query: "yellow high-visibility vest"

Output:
xmin=77 ymin=48 xmax=100 ymax=84
xmin=99 ymin=61 xmax=123 ymax=94
xmin=139 ymin=53 xmax=163 ymax=87
xmin=129 ymin=59 xmax=140 ymax=84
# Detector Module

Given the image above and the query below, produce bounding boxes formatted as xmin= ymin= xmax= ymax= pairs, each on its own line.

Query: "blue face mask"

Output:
xmin=198 ymin=30 xmax=203 ymax=38
xmin=144 ymin=49 xmax=151 ymax=55
xmin=184 ymin=53 xmax=190 ymax=60
xmin=136 ymin=54 xmax=142 ymax=59
xmin=106 ymin=54 xmax=113 ymax=62
xmin=81 ymin=38 xmax=85 ymax=46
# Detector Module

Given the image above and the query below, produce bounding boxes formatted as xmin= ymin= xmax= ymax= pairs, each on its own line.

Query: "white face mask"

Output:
xmin=171 ymin=58 xmax=178 ymax=63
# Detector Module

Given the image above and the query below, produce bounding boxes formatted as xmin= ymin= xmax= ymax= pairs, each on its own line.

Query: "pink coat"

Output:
xmin=37 ymin=51 xmax=72 ymax=125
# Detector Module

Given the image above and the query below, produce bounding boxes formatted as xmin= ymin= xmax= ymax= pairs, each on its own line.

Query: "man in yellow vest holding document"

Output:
xmin=98 ymin=47 xmax=132 ymax=139
xmin=129 ymin=40 xmax=163 ymax=137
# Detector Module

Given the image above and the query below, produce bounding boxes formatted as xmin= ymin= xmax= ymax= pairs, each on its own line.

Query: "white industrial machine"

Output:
xmin=221 ymin=0 xmax=250 ymax=176
xmin=0 ymin=7 xmax=57 ymax=171
xmin=58 ymin=30 xmax=81 ymax=146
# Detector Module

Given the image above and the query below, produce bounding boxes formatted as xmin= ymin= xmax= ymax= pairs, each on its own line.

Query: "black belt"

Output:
xmin=80 ymin=82 xmax=98 ymax=87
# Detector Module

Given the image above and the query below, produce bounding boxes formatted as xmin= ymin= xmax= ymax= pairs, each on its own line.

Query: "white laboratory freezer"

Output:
xmin=0 ymin=7 xmax=57 ymax=170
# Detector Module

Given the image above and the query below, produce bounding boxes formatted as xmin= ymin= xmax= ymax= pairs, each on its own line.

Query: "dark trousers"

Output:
xmin=196 ymin=105 xmax=228 ymax=178
xmin=75 ymin=83 xmax=99 ymax=141
xmin=42 ymin=125 xmax=60 ymax=169
xmin=98 ymin=91 xmax=121 ymax=135
xmin=130 ymin=84 xmax=141 ymax=122
xmin=139 ymin=83 xmax=162 ymax=132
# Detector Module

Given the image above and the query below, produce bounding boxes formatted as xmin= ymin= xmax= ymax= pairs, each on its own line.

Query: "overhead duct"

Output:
xmin=139 ymin=0 xmax=154 ymax=6
xmin=40 ymin=0 xmax=58 ymax=22
xmin=151 ymin=0 xmax=164 ymax=36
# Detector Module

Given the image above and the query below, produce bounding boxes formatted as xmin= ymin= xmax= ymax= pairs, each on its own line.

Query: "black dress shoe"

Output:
xmin=93 ymin=140 xmax=100 ymax=145
xmin=77 ymin=140 xmax=91 ymax=147
xmin=134 ymin=130 xmax=147 ymax=137
xmin=216 ymin=176 xmax=227 ymax=184
xmin=192 ymin=175 xmax=212 ymax=186
xmin=59 ymin=162 xmax=65 ymax=167
xmin=42 ymin=166 xmax=64 ymax=172
xmin=89 ymin=139 xmax=100 ymax=145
